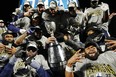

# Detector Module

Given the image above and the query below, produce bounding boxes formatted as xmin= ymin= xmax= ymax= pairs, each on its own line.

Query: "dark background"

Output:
xmin=0 ymin=0 xmax=19 ymax=23
xmin=0 ymin=0 xmax=116 ymax=37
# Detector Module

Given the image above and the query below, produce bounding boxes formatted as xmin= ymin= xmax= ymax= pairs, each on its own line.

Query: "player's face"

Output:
xmin=85 ymin=45 xmax=99 ymax=60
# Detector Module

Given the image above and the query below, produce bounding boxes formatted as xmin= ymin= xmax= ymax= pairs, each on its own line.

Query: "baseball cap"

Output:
xmin=0 ymin=19 xmax=4 ymax=23
xmin=85 ymin=39 xmax=101 ymax=51
xmin=37 ymin=1 xmax=44 ymax=6
xmin=68 ymin=1 xmax=78 ymax=8
xmin=31 ymin=13 xmax=39 ymax=19
xmin=27 ymin=42 xmax=38 ymax=49
xmin=49 ymin=1 xmax=57 ymax=9
xmin=2 ymin=30 xmax=17 ymax=37
xmin=24 ymin=1 xmax=30 ymax=5
xmin=68 ymin=2 xmax=75 ymax=7
xmin=27 ymin=42 xmax=38 ymax=52
xmin=58 ymin=5 xmax=64 ymax=11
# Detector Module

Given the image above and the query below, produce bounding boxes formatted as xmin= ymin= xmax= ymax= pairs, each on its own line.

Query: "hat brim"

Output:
xmin=2 ymin=32 xmax=17 ymax=37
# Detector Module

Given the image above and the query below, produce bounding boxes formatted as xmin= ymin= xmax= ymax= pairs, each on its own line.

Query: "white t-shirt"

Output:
xmin=84 ymin=6 xmax=104 ymax=25
xmin=13 ymin=54 xmax=50 ymax=77
xmin=74 ymin=51 xmax=116 ymax=77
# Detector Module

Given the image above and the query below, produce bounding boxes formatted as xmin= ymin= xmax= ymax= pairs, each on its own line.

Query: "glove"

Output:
xmin=100 ymin=2 xmax=109 ymax=11
xmin=30 ymin=59 xmax=41 ymax=70
xmin=27 ymin=28 xmax=35 ymax=35
xmin=9 ymin=55 xmax=17 ymax=65
xmin=19 ymin=29 xmax=26 ymax=34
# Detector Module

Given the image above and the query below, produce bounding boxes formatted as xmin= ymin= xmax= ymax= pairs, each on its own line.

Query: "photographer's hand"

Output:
xmin=5 ymin=46 xmax=17 ymax=55
xmin=24 ymin=8 xmax=34 ymax=17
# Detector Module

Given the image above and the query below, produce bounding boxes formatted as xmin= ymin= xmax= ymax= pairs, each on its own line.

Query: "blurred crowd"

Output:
xmin=0 ymin=0 xmax=116 ymax=77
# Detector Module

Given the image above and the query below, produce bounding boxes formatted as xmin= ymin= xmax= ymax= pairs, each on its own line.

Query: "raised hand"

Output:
xmin=67 ymin=49 xmax=85 ymax=67
xmin=105 ymin=39 xmax=116 ymax=52
xmin=46 ymin=36 xmax=56 ymax=44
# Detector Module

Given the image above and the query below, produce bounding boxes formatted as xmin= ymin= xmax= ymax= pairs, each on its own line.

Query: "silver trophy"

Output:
xmin=47 ymin=21 xmax=66 ymax=69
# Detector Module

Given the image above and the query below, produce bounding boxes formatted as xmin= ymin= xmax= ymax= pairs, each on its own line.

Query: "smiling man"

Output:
xmin=65 ymin=40 xmax=116 ymax=77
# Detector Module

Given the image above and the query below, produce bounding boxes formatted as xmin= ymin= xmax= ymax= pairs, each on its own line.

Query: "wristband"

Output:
xmin=65 ymin=65 xmax=73 ymax=72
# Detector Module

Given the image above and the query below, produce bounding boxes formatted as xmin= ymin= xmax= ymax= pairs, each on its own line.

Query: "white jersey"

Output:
xmin=13 ymin=54 xmax=50 ymax=77
xmin=84 ymin=6 xmax=104 ymax=25
xmin=74 ymin=51 xmax=116 ymax=77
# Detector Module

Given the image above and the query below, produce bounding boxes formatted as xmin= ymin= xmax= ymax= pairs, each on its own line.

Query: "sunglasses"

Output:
xmin=37 ymin=5 xmax=44 ymax=8
xmin=68 ymin=7 xmax=75 ymax=11
xmin=27 ymin=47 xmax=37 ymax=52
xmin=50 ymin=8 xmax=55 ymax=11
xmin=24 ymin=5 xmax=30 ymax=7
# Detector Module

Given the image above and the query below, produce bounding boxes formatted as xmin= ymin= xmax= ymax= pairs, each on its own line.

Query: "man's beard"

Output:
xmin=85 ymin=52 xmax=99 ymax=60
